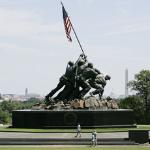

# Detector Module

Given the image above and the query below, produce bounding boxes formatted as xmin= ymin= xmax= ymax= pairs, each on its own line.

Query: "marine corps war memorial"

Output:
xmin=12 ymin=2 xmax=135 ymax=129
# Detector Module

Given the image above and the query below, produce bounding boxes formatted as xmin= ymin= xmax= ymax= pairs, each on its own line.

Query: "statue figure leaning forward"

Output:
xmin=45 ymin=53 xmax=113 ymax=109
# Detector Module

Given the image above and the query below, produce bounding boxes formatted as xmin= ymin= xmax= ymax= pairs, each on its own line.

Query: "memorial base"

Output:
xmin=12 ymin=109 xmax=136 ymax=128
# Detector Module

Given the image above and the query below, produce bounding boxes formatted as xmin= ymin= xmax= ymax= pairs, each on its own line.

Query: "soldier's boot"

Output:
xmin=98 ymin=94 xmax=102 ymax=99
xmin=45 ymin=95 xmax=48 ymax=100
xmin=45 ymin=90 xmax=57 ymax=105
xmin=98 ymin=90 xmax=104 ymax=99
xmin=44 ymin=96 xmax=50 ymax=105
xmin=45 ymin=96 xmax=55 ymax=105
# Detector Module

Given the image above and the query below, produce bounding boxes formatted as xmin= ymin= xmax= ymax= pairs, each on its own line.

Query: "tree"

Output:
xmin=0 ymin=100 xmax=23 ymax=113
xmin=0 ymin=98 xmax=42 ymax=124
xmin=128 ymin=70 xmax=150 ymax=96
xmin=128 ymin=69 xmax=150 ymax=123
xmin=119 ymin=96 xmax=145 ymax=123
xmin=0 ymin=109 xmax=10 ymax=124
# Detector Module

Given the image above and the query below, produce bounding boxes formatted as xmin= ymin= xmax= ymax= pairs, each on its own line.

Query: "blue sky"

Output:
xmin=0 ymin=0 xmax=150 ymax=96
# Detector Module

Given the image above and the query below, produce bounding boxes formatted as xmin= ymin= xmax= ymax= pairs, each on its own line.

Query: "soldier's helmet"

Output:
xmin=80 ymin=53 xmax=87 ymax=60
xmin=88 ymin=62 xmax=93 ymax=68
xmin=68 ymin=61 xmax=74 ymax=66
xmin=105 ymin=75 xmax=111 ymax=80
xmin=80 ymin=53 xmax=84 ymax=57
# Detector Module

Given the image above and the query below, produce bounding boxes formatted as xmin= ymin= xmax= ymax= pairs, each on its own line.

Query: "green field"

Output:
xmin=0 ymin=125 xmax=150 ymax=133
xmin=0 ymin=146 xmax=150 ymax=150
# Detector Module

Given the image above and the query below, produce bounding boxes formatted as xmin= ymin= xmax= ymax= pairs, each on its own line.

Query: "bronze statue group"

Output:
xmin=45 ymin=53 xmax=111 ymax=105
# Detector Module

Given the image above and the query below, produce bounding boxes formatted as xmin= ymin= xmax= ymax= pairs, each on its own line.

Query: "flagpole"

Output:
xmin=61 ymin=1 xmax=86 ymax=57
xmin=71 ymin=24 xmax=85 ymax=56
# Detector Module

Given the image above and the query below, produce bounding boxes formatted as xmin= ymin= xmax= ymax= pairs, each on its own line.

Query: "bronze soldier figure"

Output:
xmin=45 ymin=61 xmax=75 ymax=103
xmin=76 ymin=62 xmax=99 ymax=99
xmin=89 ymin=74 xmax=111 ymax=99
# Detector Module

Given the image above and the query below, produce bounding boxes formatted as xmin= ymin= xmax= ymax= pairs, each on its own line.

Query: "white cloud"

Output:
xmin=103 ymin=18 xmax=150 ymax=37
xmin=0 ymin=7 xmax=62 ymax=39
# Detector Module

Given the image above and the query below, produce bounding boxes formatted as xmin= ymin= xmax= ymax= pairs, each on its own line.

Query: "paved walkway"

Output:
xmin=0 ymin=132 xmax=149 ymax=147
xmin=0 ymin=132 xmax=128 ymax=139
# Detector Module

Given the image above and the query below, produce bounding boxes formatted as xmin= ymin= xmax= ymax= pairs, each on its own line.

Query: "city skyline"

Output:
xmin=0 ymin=0 xmax=150 ymax=96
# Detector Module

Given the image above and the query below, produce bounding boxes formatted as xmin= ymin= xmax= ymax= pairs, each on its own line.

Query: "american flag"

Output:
xmin=62 ymin=5 xmax=72 ymax=42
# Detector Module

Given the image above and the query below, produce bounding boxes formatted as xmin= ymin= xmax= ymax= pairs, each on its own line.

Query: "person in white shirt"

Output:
xmin=91 ymin=132 xmax=95 ymax=146
xmin=75 ymin=123 xmax=81 ymax=137
xmin=91 ymin=130 xmax=97 ymax=146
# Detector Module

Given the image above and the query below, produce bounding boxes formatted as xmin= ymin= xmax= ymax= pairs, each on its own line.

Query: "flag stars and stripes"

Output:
xmin=62 ymin=5 xmax=72 ymax=42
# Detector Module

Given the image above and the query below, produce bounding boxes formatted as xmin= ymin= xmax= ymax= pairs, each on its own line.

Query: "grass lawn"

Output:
xmin=0 ymin=146 xmax=150 ymax=150
xmin=0 ymin=125 xmax=150 ymax=133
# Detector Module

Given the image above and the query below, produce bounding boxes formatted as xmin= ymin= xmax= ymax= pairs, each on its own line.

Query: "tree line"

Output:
xmin=0 ymin=98 xmax=41 ymax=124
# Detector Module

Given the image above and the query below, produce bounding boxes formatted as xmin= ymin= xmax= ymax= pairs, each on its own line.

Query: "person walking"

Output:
xmin=75 ymin=123 xmax=81 ymax=137
xmin=91 ymin=132 xmax=95 ymax=146
xmin=91 ymin=130 xmax=97 ymax=146
xmin=93 ymin=130 xmax=97 ymax=146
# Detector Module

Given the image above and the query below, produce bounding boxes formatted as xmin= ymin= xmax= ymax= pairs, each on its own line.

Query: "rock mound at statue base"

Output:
xmin=32 ymin=96 xmax=118 ymax=110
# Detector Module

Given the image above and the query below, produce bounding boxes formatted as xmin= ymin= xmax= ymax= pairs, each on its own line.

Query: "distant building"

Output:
xmin=125 ymin=69 xmax=129 ymax=97
xmin=25 ymin=88 xmax=28 ymax=97
xmin=0 ymin=88 xmax=44 ymax=102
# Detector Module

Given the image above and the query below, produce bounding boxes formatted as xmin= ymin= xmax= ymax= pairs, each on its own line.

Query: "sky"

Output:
xmin=0 ymin=0 xmax=150 ymax=97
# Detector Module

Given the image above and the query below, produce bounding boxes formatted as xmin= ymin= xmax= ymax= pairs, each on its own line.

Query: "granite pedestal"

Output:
xmin=12 ymin=109 xmax=136 ymax=128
